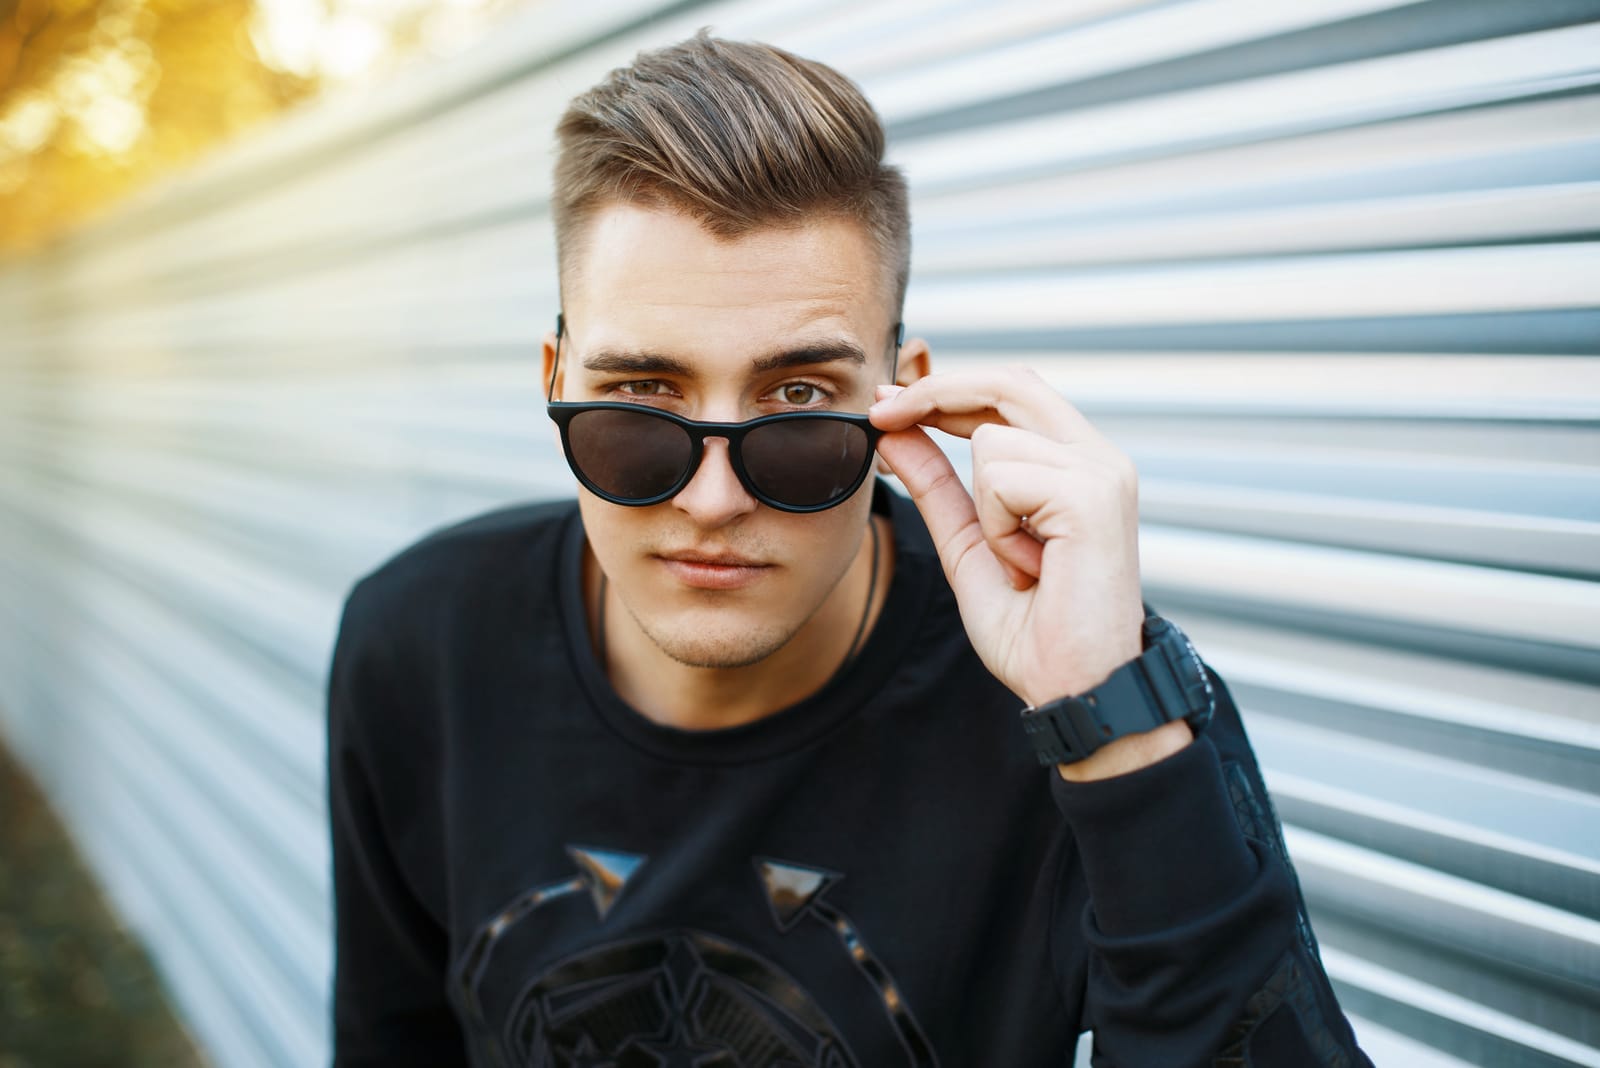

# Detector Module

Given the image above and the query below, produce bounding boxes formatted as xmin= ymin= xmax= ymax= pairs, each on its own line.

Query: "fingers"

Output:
xmin=874 ymin=425 xmax=1005 ymax=593
xmin=971 ymin=423 xmax=1137 ymax=587
xmin=869 ymin=366 xmax=1105 ymax=446
xmin=873 ymin=368 xmax=1139 ymax=599
xmin=972 ymin=418 xmax=1139 ymax=518
xmin=971 ymin=472 xmax=1043 ymax=590
xmin=968 ymin=426 xmax=1048 ymax=589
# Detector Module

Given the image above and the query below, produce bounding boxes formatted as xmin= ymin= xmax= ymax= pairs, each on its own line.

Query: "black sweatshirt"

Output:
xmin=328 ymin=483 xmax=1372 ymax=1067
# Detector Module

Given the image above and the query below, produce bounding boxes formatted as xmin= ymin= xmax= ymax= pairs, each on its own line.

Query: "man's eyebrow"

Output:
xmin=581 ymin=341 xmax=868 ymax=377
xmin=751 ymin=340 xmax=867 ymax=373
xmin=582 ymin=351 xmax=694 ymax=376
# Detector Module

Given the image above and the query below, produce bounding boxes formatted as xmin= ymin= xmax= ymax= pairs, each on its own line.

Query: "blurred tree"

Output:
xmin=0 ymin=0 xmax=531 ymax=255
xmin=0 ymin=0 xmax=320 ymax=254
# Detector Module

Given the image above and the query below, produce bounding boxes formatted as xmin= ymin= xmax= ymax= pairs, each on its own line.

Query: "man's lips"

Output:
xmin=654 ymin=551 xmax=773 ymax=590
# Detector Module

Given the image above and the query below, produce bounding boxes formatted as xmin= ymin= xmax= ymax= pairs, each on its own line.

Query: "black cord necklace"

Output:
xmin=594 ymin=517 xmax=882 ymax=682
xmin=842 ymin=516 xmax=882 ymax=666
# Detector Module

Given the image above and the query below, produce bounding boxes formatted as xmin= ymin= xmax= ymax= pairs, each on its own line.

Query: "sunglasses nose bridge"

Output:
xmin=691 ymin=432 xmax=730 ymax=479
xmin=707 ymin=427 xmax=768 ymax=502
xmin=671 ymin=429 xmax=760 ymax=520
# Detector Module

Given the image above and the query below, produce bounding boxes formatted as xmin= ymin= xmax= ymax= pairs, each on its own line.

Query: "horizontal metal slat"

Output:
xmin=0 ymin=480 xmax=343 ymax=683
xmin=864 ymin=0 xmax=1417 ymax=123
xmin=914 ymin=97 xmax=1600 ymax=234
xmin=1133 ymin=440 xmax=1597 ymax=525
xmin=1101 ymin=416 xmax=1599 ymax=468
xmin=1254 ymin=716 xmax=1599 ymax=914
xmin=4 ymin=218 xmax=558 ymax=351
xmin=0 ymin=406 xmax=499 ymax=583
xmin=952 ymin=352 xmax=1600 ymax=421
xmin=1140 ymin=524 xmax=1600 ymax=650
xmin=0 ymin=508 xmax=327 ymax=810
xmin=1345 ymin=1016 xmax=1480 ymax=1068
xmin=1 ymin=393 xmax=565 ymax=514
xmin=804 ymin=0 xmax=1146 ymax=77
xmin=891 ymin=23 xmax=1600 ymax=189
xmin=915 ymin=182 xmax=1600 ymax=270
xmin=1289 ymin=827 xmax=1600 ymax=1000
xmin=1320 ymin=932 xmax=1600 ymax=1067
xmin=906 ymin=243 xmax=1600 ymax=329
xmin=1141 ymin=478 xmax=1600 ymax=578
xmin=1181 ymin=611 xmax=1599 ymax=750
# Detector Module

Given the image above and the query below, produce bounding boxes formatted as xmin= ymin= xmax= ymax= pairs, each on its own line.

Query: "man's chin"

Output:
xmin=638 ymin=621 xmax=796 ymax=671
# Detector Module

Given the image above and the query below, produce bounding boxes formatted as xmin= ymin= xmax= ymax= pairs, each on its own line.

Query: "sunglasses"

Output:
xmin=546 ymin=314 xmax=902 ymax=513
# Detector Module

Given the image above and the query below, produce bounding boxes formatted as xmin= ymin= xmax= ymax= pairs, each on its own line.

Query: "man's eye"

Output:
xmin=617 ymin=380 xmax=670 ymax=396
xmin=778 ymin=383 xmax=825 ymax=405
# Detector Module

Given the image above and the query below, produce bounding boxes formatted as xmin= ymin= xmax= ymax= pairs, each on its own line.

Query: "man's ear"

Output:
xmin=540 ymin=329 xmax=563 ymax=401
xmin=895 ymin=335 xmax=931 ymax=388
xmin=875 ymin=334 xmax=932 ymax=477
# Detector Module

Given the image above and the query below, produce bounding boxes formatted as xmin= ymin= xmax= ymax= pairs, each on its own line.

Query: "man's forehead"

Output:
xmin=563 ymin=202 xmax=893 ymax=337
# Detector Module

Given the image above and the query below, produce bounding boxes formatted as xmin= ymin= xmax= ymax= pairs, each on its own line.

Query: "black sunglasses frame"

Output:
xmin=546 ymin=313 xmax=903 ymax=514
xmin=547 ymin=402 xmax=883 ymax=513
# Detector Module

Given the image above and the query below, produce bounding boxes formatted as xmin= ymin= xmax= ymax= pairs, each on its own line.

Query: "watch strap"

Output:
xmin=1019 ymin=614 xmax=1212 ymax=767
xmin=1021 ymin=662 xmax=1171 ymax=765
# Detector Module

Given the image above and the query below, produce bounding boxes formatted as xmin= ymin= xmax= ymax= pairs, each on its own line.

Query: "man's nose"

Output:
xmin=671 ymin=437 xmax=757 ymax=527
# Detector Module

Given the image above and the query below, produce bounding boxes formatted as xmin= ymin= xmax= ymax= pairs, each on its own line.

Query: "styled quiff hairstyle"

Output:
xmin=551 ymin=30 xmax=911 ymax=318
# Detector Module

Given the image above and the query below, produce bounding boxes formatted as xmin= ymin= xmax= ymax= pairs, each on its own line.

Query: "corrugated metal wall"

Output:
xmin=1 ymin=1 xmax=1596 ymax=1065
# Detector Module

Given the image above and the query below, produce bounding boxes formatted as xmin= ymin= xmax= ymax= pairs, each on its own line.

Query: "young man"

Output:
xmin=328 ymin=31 xmax=1373 ymax=1068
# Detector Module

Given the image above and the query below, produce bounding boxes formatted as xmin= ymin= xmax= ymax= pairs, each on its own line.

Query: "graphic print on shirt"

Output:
xmin=450 ymin=846 xmax=940 ymax=1068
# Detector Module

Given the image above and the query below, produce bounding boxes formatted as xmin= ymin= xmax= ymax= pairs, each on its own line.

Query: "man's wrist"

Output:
xmin=1018 ymin=631 xmax=1142 ymax=710
xmin=1055 ymin=718 xmax=1193 ymax=782
xmin=1019 ymin=612 xmax=1214 ymax=774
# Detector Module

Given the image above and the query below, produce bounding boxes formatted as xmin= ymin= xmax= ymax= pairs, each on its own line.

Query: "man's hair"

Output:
xmin=551 ymin=29 xmax=911 ymax=319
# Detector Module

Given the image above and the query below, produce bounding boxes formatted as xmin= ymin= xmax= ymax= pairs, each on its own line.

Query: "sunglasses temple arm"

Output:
xmin=547 ymin=312 xmax=565 ymax=402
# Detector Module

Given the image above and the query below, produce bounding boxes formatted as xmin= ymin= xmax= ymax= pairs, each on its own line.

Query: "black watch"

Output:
xmin=1019 ymin=609 xmax=1215 ymax=767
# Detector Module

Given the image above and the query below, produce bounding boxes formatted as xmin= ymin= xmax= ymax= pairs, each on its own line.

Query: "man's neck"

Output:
xmin=587 ymin=514 xmax=893 ymax=731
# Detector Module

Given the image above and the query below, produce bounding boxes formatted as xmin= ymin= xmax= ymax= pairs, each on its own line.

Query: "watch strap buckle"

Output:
xmin=1020 ymin=698 xmax=1096 ymax=765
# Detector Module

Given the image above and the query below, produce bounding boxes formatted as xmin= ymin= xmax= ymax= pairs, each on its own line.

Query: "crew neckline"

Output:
xmin=556 ymin=481 xmax=935 ymax=765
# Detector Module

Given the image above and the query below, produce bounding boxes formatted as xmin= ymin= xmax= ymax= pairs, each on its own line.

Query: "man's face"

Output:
xmin=546 ymin=202 xmax=905 ymax=669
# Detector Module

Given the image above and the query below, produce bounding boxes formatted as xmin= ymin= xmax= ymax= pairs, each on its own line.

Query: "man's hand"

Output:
xmin=868 ymin=368 xmax=1191 ymax=781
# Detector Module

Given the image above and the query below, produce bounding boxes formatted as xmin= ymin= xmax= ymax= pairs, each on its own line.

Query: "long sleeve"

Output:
xmin=1049 ymin=666 xmax=1373 ymax=1068
xmin=327 ymin=582 xmax=469 ymax=1067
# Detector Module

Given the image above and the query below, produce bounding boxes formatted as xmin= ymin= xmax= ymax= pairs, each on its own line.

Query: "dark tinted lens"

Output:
xmin=742 ymin=417 xmax=871 ymax=507
xmin=567 ymin=408 xmax=694 ymax=501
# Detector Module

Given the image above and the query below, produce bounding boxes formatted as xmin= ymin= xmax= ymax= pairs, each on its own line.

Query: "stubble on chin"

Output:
xmin=595 ymin=504 xmax=873 ymax=673
xmin=625 ymin=605 xmax=798 ymax=670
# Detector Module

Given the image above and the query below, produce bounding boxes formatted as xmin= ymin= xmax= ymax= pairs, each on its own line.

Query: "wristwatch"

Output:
xmin=1019 ymin=609 xmax=1215 ymax=766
